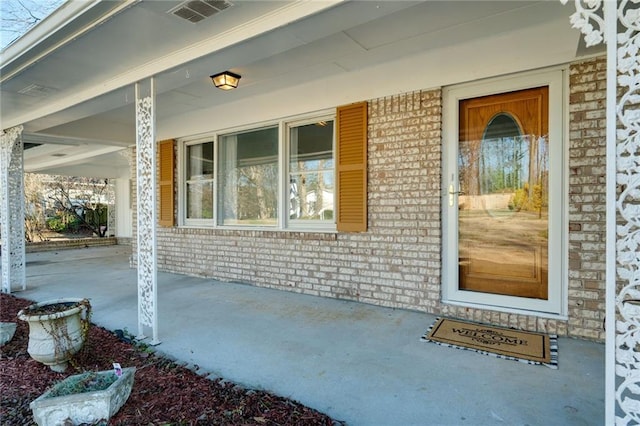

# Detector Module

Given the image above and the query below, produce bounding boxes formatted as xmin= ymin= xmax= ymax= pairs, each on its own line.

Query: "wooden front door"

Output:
xmin=457 ymin=86 xmax=549 ymax=299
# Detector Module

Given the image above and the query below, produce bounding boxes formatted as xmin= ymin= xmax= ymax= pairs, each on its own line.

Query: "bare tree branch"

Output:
xmin=0 ymin=0 xmax=65 ymax=49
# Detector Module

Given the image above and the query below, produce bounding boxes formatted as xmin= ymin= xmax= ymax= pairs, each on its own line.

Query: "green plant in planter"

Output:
xmin=30 ymin=367 xmax=136 ymax=426
xmin=48 ymin=371 xmax=118 ymax=398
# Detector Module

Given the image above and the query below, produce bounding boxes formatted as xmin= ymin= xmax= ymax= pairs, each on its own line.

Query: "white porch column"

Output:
xmin=562 ymin=1 xmax=640 ymax=424
xmin=106 ymin=179 xmax=116 ymax=237
xmin=604 ymin=3 xmax=618 ymax=424
xmin=0 ymin=125 xmax=26 ymax=294
xmin=135 ymin=78 xmax=160 ymax=345
xmin=609 ymin=2 xmax=640 ymax=424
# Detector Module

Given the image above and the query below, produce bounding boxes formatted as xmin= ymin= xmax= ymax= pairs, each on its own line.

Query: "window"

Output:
xmin=178 ymin=107 xmax=366 ymax=232
xmin=218 ymin=127 xmax=279 ymax=226
xmin=185 ymin=142 xmax=213 ymax=219
xmin=288 ymin=121 xmax=334 ymax=223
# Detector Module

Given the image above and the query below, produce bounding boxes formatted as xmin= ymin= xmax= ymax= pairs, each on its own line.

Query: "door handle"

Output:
xmin=448 ymin=184 xmax=455 ymax=206
xmin=448 ymin=183 xmax=464 ymax=206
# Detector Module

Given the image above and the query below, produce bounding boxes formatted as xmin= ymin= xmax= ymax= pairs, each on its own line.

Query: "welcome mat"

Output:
xmin=421 ymin=318 xmax=558 ymax=369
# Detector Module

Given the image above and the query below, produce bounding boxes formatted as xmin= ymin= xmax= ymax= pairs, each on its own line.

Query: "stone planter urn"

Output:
xmin=17 ymin=298 xmax=91 ymax=372
xmin=30 ymin=367 xmax=136 ymax=426
xmin=0 ymin=322 xmax=17 ymax=345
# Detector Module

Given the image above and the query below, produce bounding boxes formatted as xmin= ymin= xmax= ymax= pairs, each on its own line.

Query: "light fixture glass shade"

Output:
xmin=210 ymin=71 xmax=241 ymax=90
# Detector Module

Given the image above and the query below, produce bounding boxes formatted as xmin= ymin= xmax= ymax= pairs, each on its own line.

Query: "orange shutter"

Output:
xmin=336 ymin=102 xmax=368 ymax=232
xmin=158 ymin=139 xmax=175 ymax=227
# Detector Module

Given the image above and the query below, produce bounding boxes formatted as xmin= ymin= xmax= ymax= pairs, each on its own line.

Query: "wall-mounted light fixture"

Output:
xmin=210 ymin=71 xmax=241 ymax=90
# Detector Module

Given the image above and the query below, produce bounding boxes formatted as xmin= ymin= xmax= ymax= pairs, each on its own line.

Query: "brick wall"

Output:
xmin=566 ymin=56 xmax=607 ymax=340
xmin=131 ymin=57 xmax=607 ymax=341
xmin=25 ymin=237 xmax=118 ymax=253
xmin=133 ymin=90 xmax=442 ymax=311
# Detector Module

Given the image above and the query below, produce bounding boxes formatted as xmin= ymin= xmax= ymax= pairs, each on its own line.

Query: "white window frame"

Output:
xmin=178 ymin=110 xmax=336 ymax=232
xmin=441 ymin=68 xmax=568 ymax=318
xmin=218 ymin=124 xmax=280 ymax=228
xmin=284 ymin=114 xmax=336 ymax=232
xmin=181 ymin=137 xmax=216 ymax=228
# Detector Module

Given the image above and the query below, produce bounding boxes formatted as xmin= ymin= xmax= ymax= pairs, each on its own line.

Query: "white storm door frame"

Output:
xmin=442 ymin=68 xmax=567 ymax=317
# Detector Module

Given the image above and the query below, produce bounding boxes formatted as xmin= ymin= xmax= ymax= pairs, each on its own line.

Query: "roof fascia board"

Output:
xmin=4 ymin=0 xmax=344 ymax=130
xmin=1 ymin=0 xmax=138 ymax=83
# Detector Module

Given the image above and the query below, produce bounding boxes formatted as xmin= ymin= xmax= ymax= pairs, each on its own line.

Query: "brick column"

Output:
xmin=568 ymin=56 xmax=607 ymax=340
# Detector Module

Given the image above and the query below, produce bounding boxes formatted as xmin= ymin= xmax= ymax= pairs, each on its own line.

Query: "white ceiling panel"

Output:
xmin=344 ymin=1 xmax=540 ymax=51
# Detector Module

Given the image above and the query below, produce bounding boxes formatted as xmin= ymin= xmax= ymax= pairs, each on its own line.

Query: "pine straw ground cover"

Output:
xmin=1 ymin=293 xmax=339 ymax=425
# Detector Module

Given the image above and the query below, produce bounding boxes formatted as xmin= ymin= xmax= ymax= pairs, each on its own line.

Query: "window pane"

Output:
xmin=187 ymin=181 xmax=214 ymax=219
xmin=186 ymin=142 xmax=214 ymax=219
xmin=289 ymin=121 xmax=334 ymax=221
xmin=187 ymin=143 xmax=213 ymax=179
xmin=218 ymin=127 xmax=278 ymax=226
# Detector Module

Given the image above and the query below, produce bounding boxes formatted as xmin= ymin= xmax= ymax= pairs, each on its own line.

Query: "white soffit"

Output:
xmin=1 ymin=0 xmax=344 ymax=130
xmin=14 ymin=0 xmax=418 ymax=135
xmin=10 ymin=1 xmax=580 ymax=143
xmin=343 ymin=0 xmax=541 ymax=51
xmin=158 ymin=3 xmax=579 ymax=139
xmin=0 ymin=1 xmax=130 ymax=78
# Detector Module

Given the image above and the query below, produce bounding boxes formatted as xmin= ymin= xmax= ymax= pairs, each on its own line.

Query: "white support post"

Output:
xmin=611 ymin=1 xmax=640 ymax=424
xmin=604 ymin=1 xmax=618 ymax=425
xmin=106 ymin=179 xmax=116 ymax=238
xmin=562 ymin=1 xmax=640 ymax=423
xmin=135 ymin=78 xmax=160 ymax=345
xmin=603 ymin=2 xmax=616 ymax=424
xmin=0 ymin=125 xmax=26 ymax=294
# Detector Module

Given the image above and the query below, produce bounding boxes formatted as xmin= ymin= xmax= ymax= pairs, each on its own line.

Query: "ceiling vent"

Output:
xmin=17 ymin=84 xmax=58 ymax=97
xmin=169 ymin=0 xmax=232 ymax=23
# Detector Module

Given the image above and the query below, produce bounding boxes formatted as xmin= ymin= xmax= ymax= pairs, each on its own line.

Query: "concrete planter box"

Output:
xmin=30 ymin=367 xmax=136 ymax=426
xmin=0 ymin=322 xmax=17 ymax=345
xmin=17 ymin=298 xmax=90 ymax=372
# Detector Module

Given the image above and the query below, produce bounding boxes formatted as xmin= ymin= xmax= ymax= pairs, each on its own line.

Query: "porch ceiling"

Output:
xmin=1 ymin=0 xmax=595 ymax=178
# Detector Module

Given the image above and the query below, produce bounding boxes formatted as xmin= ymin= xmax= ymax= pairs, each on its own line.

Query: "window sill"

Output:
xmin=175 ymin=224 xmax=338 ymax=240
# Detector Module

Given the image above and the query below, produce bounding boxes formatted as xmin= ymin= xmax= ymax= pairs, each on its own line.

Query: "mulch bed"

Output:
xmin=1 ymin=293 xmax=339 ymax=425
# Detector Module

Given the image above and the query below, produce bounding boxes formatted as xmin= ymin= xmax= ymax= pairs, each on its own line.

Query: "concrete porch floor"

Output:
xmin=7 ymin=245 xmax=603 ymax=425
